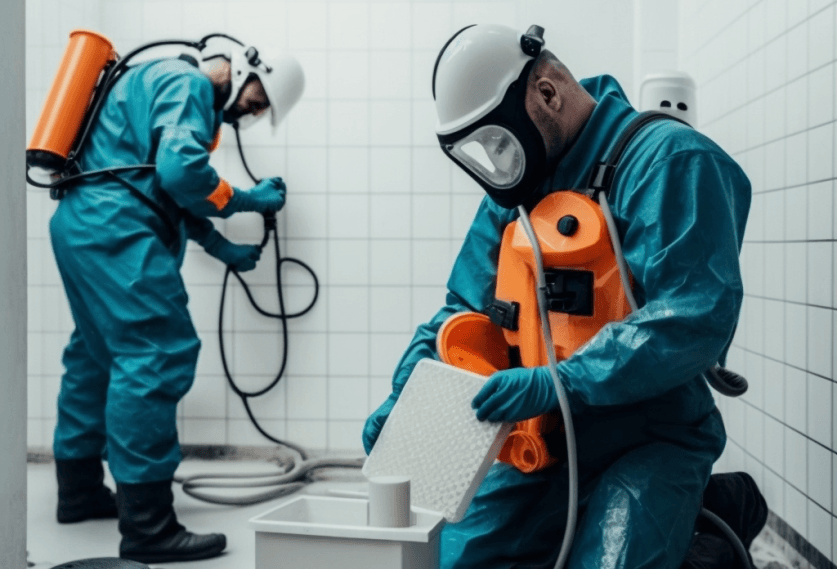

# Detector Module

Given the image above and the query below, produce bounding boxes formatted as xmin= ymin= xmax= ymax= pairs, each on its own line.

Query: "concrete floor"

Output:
xmin=28 ymin=459 xmax=807 ymax=569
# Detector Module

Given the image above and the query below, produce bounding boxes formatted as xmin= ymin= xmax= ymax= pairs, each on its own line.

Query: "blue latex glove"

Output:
xmin=228 ymin=177 xmax=287 ymax=214
xmin=471 ymin=367 xmax=559 ymax=423
xmin=200 ymin=231 xmax=261 ymax=272
xmin=362 ymin=395 xmax=397 ymax=455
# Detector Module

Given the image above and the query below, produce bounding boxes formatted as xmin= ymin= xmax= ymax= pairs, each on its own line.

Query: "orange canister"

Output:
xmin=27 ymin=30 xmax=116 ymax=173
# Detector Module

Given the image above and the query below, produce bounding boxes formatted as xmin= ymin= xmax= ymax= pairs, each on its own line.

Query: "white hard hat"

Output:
xmin=434 ymin=24 xmax=537 ymax=136
xmin=201 ymin=39 xmax=305 ymax=131
xmin=639 ymin=71 xmax=697 ymax=126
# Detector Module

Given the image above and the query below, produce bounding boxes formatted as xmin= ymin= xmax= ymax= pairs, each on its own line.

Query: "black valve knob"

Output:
xmin=557 ymin=215 xmax=579 ymax=236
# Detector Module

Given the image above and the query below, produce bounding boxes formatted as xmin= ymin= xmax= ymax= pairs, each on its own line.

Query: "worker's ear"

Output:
xmin=533 ymin=77 xmax=562 ymax=116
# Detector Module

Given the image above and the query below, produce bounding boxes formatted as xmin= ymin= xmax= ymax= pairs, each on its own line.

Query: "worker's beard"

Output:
xmin=213 ymin=82 xmax=232 ymax=112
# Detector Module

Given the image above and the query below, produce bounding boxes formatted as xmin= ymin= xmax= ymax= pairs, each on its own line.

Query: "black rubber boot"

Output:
xmin=116 ymin=480 xmax=226 ymax=563
xmin=56 ymin=457 xmax=118 ymax=524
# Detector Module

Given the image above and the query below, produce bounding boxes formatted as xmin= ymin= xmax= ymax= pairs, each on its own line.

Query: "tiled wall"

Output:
xmin=26 ymin=0 xmax=635 ymax=454
xmin=679 ymin=0 xmax=837 ymax=563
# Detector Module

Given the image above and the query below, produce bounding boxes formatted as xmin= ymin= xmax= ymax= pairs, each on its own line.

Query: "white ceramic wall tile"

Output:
xmin=451 ymin=193 xmax=485 ymax=240
xmin=785 ymin=132 xmax=808 ymax=187
xmin=765 ymin=187 xmax=787 ymax=240
xmin=369 ymin=287 xmax=412 ymax=333
xmin=413 ymin=195 xmax=450 ymax=240
xmin=183 ymin=375 xmax=228 ymax=419
xmin=327 ymin=420 xmax=364 ymax=452
xmin=182 ymin=418 xmax=226 ymax=445
xmin=368 ymin=5 xmax=412 ymax=50
xmin=764 ymin=244 xmax=786 ymax=298
xmin=745 ymin=404 xmax=765 ymax=461
xmin=785 ymin=303 xmax=807 ymax=370
xmin=807 ymin=308 xmax=833 ymax=381
xmin=328 ymin=3 xmax=369 ymax=50
xmin=28 ymin=419 xmax=44 ymax=449
xmin=765 ymin=415 xmax=786 ymax=475
xmin=369 ymin=240 xmax=412 ymax=285
xmin=328 ymin=332 xmax=369 ymax=377
xmin=327 ymin=194 xmax=369 ymax=238
xmin=411 ymin=240 xmax=452 ymax=286
xmin=808 ymin=123 xmax=834 ymax=183
xmin=410 ymin=286 xmax=447 ymax=331
xmin=808 ymin=245 xmax=833 ymax=307
xmin=746 ymin=296 xmax=765 ymax=353
xmin=808 ymin=64 xmax=834 ymax=126
xmin=369 ymin=195 xmax=412 ymax=240
xmin=745 ymin=351 xmax=766 ymax=409
xmin=726 ymin=398 xmax=746 ymax=443
xmin=287 ymin=419 xmax=327 ymax=450
xmin=369 ymin=332 xmax=412 ymax=378
xmin=327 ymin=377 xmax=369 ymax=420
xmin=369 ymin=148 xmax=411 ymax=194
xmin=807 ymin=501 xmax=832 ymax=558
xmin=369 ymin=52 xmax=411 ymax=100
xmin=764 ymin=139 xmax=786 ymax=190
xmin=228 ymin=418 xmax=285 ymax=447
xmin=412 ymin=99 xmax=440 ymax=146
xmin=227 ymin=378 xmax=285 ymax=421
xmin=327 ymin=287 xmax=369 ymax=333
xmin=808 ymin=182 xmax=834 ymax=240
xmin=810 ymin=5 xmax=835 ymax=72
xmin=763 ymin=468 xmax=785 ymax=518
xmin=784 ymin=243 xmax=807 ymax=302
xmin=412 ymin=148 xmax=451 ymax=195
xmin=287 ymin=2 xmax=327 ymax=50
xmin=329 ymin=101 xmax=369 ymax=146
xmin=784 ymin=366 xmax=808 ymax=434
xmin=410 ymin=3 xmax=452 ymax=51
xmin=287 ymin=101 xmax=328 ymax=146
xmin=329 ymin=51 xmax=369 ymax=101
xmin=785 ymin=427 xmax=809 ymax=493
xmin=834 ymin=452 xmax=837 ymax=513
xmin=765 ymin=35 xmax=789 ymax=92
xmin=327 ymin=239 xmax=369 ymax=286
xmin=807 ymin=438 xmax=832 ymax=510
xmin=807 ymin=373 xmax=833 ymax=446
xmin=369 ymin=101 xmax=412 ymax=146
xmin=764 ymin=359 xmax=785 ymax=420
xmin=786 ymin=482 xmax=809 ymax=540
xmin=286 ymin=375 xmax=327 ymax=420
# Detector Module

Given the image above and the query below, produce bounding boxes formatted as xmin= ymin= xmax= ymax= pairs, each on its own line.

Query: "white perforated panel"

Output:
xmin=362 ymin=359 xmax=513 ymax=522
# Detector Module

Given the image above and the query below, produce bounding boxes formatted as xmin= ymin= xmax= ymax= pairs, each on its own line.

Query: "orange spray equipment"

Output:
xmin=438 ymin=190 xmax=632 ymax=473
xmin=27 ymin=30 xmax=116 ymax=174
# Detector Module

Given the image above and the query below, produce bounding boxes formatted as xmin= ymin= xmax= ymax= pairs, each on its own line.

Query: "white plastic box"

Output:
xmin=250 ymin=495 xmax=445 ymax=569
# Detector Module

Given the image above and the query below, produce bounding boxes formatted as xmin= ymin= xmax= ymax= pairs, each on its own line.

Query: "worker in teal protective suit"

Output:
xmin=50 ymin=45 xmax=301 ymax=563
xmin=363 ymin=25 xmax=750 ymax=569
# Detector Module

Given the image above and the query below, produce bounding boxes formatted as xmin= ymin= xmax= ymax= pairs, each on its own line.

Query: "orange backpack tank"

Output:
xmin=438 ymin=190 xmax=632 ymax=473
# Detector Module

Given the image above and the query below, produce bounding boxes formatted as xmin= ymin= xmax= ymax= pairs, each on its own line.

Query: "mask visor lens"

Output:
xmin=449 ymin=125 xmax=525 ymax=190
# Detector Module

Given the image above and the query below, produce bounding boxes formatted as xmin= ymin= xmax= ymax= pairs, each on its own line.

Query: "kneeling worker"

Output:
xmin=364 ymin=24 xmax=751 ymax=569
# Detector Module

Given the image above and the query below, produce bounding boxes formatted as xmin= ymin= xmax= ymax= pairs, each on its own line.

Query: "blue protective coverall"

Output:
xmin=363 ymin=75 xmax=751 ymax=569
xmin=50 ymin=58 xmax=236 ymax=484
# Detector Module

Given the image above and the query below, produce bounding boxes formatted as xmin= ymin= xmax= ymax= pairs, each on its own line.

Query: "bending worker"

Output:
xmin=50 ymin=40 xmax=303 ymax=563
xmin=363 ymin=24 xmax=751 ymax=569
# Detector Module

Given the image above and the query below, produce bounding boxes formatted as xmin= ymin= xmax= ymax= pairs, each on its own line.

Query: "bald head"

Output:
xmin=524 ymin=50 xmax=596 ymax=163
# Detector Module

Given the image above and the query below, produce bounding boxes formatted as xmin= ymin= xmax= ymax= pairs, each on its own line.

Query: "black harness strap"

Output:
xmin=588 ymin=111 xmax=691 ymax=194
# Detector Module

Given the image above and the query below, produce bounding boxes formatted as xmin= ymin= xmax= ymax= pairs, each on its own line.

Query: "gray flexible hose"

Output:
xmin=599 ymin=194 xmax=753 ymax=568
xmin=700 ymin=508 xmax=754 ymax=569
xmin=174 ymin=456 xmax=365 ymax=506
xmin=598 ymin=192 xmax=638 ymax=312
xmin=517 ymin=206 xmax=578 ymax=569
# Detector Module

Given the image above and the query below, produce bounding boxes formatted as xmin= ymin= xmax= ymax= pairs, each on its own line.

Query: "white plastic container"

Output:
xmin=250 ymin=495 xmax=445 ymax=569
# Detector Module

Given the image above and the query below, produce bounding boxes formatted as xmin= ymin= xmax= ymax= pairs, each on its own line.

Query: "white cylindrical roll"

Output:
xmin=367 ymin=476 xmax=411 ymax=528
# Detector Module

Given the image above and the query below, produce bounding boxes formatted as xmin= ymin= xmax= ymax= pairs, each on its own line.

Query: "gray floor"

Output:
xmin=28 ymin=460 xmax=806 ymax=569
xmin=27 ymin=459 xmax=368 ymax=569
